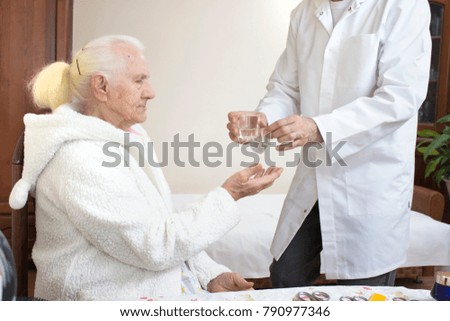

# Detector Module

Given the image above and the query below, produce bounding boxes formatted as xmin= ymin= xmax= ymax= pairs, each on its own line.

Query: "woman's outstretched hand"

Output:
xmin=222 ymin=164 xmax=283 ymax=201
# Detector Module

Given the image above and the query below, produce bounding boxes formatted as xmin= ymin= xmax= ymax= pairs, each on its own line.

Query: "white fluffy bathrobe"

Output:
xmin=9 ymin=104 xmax=240 ymax=300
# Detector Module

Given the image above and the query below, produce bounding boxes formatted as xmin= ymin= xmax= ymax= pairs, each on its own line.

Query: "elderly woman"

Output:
xmin=9 ymin=35 xmax=282 ymax=300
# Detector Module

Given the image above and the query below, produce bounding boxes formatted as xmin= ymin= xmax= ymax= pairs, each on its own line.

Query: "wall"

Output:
xmin=73 ymin=0 xmax=302 ymax=193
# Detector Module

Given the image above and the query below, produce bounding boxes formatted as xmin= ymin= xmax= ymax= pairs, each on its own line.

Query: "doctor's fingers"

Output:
xmin=265 ymin=114 xmax=301 ymax=134
xmin=228 ymin=111 xmax=248 ymax=122
xmin=276 ymin=137 xmax=308 ymax=151
xmin=228 ymin=132 xmax=239 ymax=143
xmin=227 ymin=122 xmax=239 ymax=142
xmin=271 ymin=123 xmax=304 ymax=142
xmin=227 ymin=121 xmax=238 ymax=133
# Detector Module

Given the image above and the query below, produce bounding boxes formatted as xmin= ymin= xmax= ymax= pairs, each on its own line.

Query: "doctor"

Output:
xmin=227 ymin=0 xmax=432 ymax=287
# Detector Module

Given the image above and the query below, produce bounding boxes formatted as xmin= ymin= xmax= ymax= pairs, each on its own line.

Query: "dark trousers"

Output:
xmin=270 ymin=202 xmax=396 ymax=288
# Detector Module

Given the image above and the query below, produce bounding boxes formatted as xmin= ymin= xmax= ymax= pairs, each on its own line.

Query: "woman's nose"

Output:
xmin=143 ymin=82 xmax=156 ymax=99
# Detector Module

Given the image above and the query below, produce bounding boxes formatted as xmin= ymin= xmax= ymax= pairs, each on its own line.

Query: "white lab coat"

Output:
xmin=257 ymin=0 xmax=431 ymax=279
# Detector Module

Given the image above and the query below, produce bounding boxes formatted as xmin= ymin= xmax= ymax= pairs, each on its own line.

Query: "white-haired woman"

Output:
xmin=9 ymin=35 xmax=282 ymax=300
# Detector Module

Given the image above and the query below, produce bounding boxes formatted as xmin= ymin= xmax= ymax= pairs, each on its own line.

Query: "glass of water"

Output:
xmin=237 ymin=114 xmax=261 ymax=143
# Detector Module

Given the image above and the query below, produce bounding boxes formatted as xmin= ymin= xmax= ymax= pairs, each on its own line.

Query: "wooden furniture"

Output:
xmin=11 ymin=133 xmax=36 ymax=298
xmin=0 ymin=0 xmax=73 ymax=254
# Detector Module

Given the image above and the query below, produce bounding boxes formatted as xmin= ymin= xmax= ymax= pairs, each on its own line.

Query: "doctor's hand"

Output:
xmin=207 ymin=272 xmax=254 ymax=293
xmin=227 ymin=111 xmax=268 ymax=143
xmin=222 ymin=164 xmax=283 ymax=201
xmin=265 ymin=115 xmax=323 ymax=151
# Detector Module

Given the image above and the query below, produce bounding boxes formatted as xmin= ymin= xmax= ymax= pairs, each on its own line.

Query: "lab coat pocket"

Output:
xmin=336 ymin=33 xmax=380 ymax=90
xmin=344 ymin=155 xmax=402 ymax=217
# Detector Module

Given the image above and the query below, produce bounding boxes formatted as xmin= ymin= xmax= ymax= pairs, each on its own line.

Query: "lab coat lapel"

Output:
xmin=314 ymin=0 xmax=333 ymax=36
xmin=314 ymin=0 xmax=368 ymax=34
xmin=337 ymin=0 xmax=368 ymax=23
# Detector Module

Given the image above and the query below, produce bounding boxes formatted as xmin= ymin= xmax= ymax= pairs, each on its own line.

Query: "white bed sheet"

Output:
xmin=173 ymin=194 xmax=450 ymax=278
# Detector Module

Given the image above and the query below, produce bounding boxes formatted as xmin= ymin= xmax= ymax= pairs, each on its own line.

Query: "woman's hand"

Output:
xmin=207 ymin=272 xmax=254 ymax=293
xmin=222 ymin=164 xmax=283 ymax=201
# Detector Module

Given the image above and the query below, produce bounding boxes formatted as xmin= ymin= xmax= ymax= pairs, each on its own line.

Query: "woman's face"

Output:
xmin=106 ymin=46 xmax=155 ymax=129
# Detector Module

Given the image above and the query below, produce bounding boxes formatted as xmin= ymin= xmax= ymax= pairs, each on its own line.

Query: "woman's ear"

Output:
xmin=91 ymin=74 xmax=109 ymax=102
